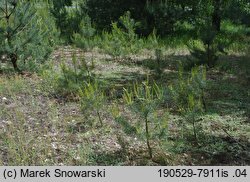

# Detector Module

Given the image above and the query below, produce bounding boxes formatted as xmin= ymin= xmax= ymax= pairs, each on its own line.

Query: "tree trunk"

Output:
xmin=97 ymin=110 xmax=103 ymax=127
xmin=212 ymin=0 xmax=221 ymax=32
xmin=10 ymin=53 xmax=20 ymax=72
xmin=192 ymin=116 xmax=197 ymax=142
xmin=145 ymin=116 xmax=152 ymax=158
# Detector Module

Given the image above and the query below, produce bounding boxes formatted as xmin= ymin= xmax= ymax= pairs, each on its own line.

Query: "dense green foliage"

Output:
xmin=0 ymin=0 xmax=56 ymax=71
xmin=84 ymin=0 xmax=250 ymax=34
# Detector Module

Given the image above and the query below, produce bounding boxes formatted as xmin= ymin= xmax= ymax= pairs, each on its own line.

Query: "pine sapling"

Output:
xmin=123 ymin=79 xmax=165 ymax=158
xmin=79 ymin=82 xmax=106 ymax=127
xmin=170 ymin=66 xmax=207 ymax=142
xmin=0 ymin=1 xmax=53 ymax=71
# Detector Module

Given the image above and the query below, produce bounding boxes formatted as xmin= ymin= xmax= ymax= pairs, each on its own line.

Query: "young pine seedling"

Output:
xmin=123 ymin=79 xmax=167 ymax=158
xmin=170 ymin=66 xmax=207 ymax=142
xmin=79 ymin=82 xmax=106 ymax=127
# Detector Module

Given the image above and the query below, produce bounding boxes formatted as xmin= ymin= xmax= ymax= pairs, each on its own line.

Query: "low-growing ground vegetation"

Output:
xmin=0 ymin=0 xmax=249 ymax=166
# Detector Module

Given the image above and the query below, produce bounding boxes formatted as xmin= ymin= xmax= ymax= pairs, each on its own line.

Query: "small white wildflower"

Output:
xmin=51 ymin=142 xmax=58 ymax=150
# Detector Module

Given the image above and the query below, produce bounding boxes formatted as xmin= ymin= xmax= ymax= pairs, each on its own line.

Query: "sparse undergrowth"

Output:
xmin=0 ymin=45 xmax=249 ymax=166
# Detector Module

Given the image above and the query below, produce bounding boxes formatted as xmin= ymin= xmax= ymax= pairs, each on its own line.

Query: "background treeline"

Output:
xmin=50 ymin=0 xmax=250 ymax=39
xmin=1 ymin=0 xmax=250 ymax=71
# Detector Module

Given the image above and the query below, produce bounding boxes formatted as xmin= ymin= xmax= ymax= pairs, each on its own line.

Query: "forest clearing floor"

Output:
xmin=0 ymin=46 xmax=249 ymax=165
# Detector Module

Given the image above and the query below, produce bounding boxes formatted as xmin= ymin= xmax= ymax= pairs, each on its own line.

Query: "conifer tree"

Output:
xmin=50 ymin=0 xmax=82 ymax=42
xmin=0 ymin=0 xmax=53 ymax=71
